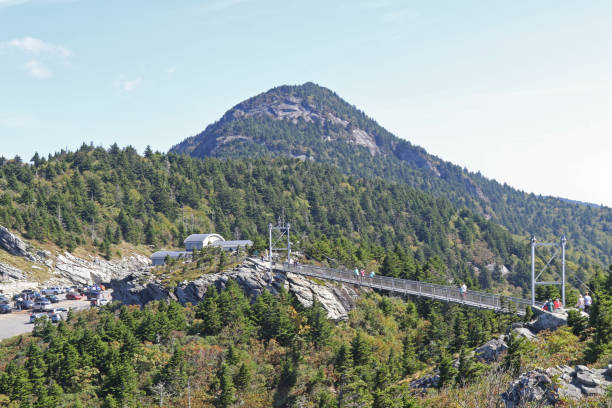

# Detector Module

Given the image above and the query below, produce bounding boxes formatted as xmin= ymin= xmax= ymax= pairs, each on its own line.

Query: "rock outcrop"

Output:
xmin=501 ymin=362 xmax=612 ymax=406
xmin=475 ymin=337 xmax=508 ymax=362
xmin=527 ymin=307 xmax=569 ymax=333
xmin=0 ymin=226 xmax=32 ymax=260
xmin=53 ymin=252 xmax=150 ymax=285
xmin=0 ymin=262 xmax=25 ymax=280
xmin=409 ymin=374 xmax=439 ymax=393
xmin=108 ymin=261 xmax=359 ymax=320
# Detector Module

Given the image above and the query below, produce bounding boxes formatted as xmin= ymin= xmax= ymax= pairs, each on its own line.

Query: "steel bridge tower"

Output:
xmin=268 ymin=219 xmax=291 ymax=268
xmin=531 ymin=235 xmax=567 ymax=307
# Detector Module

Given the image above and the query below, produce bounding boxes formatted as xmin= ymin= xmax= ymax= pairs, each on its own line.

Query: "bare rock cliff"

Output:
xmin=108 ymin=261 xmax=359 ymax=320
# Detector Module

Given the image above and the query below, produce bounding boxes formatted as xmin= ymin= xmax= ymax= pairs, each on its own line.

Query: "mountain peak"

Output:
xmin=171 ymin=82 xmax=383 ymax=157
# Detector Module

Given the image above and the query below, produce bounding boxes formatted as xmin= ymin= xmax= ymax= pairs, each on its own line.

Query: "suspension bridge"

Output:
xmin=266 ymin=261 xmax=542 ymax=316
xmin=266 ymin=222 xmax=567 ymax=317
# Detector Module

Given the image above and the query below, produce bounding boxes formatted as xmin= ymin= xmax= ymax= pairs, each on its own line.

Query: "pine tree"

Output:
xmin=456 ymin=347 xmax=485 ymax=385
xmin=308 ymin=300 xmax=332 ymax=348
xmin=226 ymin=344 xmax=239 ymax=366
xmin=401 ymin=336 xmax=418 ymax=376
xmin=217 ymin=364 xmax=235 ymax=408
xmin=335 ymin=343 xmax=353 ymax=373
xmin=503 ymin=331 xmax=531 ymax=377
xmin=233 ymin=362 xmax=250 ymax=391
xmin=437 ymin=352 xmax=457 ymax=389
xmin=351 ymin=331 xmax=372 ymax=367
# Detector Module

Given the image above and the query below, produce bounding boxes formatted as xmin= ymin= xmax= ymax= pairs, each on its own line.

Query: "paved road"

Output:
xmin=0 ymin=295 xmax=91 ymax=341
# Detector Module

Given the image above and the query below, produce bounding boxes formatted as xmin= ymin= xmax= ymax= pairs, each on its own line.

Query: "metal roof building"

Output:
xmin=211 ymin=240 xmax=253 ymax=252
xmin=183 ymin=234 xmax=224 ymax=251
xmin=151 ymin=250 xmax=191 ymax=266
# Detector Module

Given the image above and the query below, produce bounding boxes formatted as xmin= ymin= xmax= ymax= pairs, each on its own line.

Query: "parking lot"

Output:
xmin=0 ymin=294 xmax=91 ymax=341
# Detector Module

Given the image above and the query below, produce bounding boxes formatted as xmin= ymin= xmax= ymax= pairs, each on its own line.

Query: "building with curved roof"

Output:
xmin=151 ymin=250 xmax=190 ymax=266
xmin=184 ymin=234 xmax=224 ymax=251
xmin=211 ymin=240 xmax=253 ymax=252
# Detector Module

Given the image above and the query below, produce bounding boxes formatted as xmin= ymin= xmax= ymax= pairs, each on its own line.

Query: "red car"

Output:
xmin=65 ymin=292 xmax=82 ymax=300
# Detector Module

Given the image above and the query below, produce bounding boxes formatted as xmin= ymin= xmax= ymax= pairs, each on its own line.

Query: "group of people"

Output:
xmin=541 ymin=292 xmax=592 ymax=314
xmin=354 ymin=268 xmax=375 ymax=278
xmin=575 ymin=292 xmax=592 ymax=313
xmin=542 ymin=298 xmax=562 ymax=311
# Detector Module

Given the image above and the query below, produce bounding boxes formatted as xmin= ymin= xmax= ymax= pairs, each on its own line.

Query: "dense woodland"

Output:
xmin=0 ymin=264 xmax=610 ymax=407
xmin=0 ymin=144 xmax=600 ymax=297
xmin=0 ymin=133 xmax=609 ymax=405
xmin=171 ymin=82 xmax=611 ymax=267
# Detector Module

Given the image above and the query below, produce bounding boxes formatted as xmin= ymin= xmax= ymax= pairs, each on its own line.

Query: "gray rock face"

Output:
xmin=501 ymin=369 xmax=559 ymax=407
xmin=513 ymin=327 xmax=537 ymax=341
xmin=502 ymin=363 xmax=612 ymax=406
xmin=527 ymin=307 xmax=568 ymax=333
xmin=0 ymin=262 xmax=25 ymax=280
xmin=0 ymin=226 xmax=32 ymax=259
xmin=54 ymin=252 xmax=150 ymax=285
xmin=475 ymin=338 xmax=508 ymax=362
xmin=409 ymin=374 xmax=439 ymax=392
xmin=109 ymin=261 xmax=359 ymax=320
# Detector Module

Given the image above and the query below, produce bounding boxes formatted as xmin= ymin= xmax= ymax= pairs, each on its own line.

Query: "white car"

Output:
xmin=32 ymin=299 xmax=53 ymax=312
xmin=42 ymin=287 xmax=62 ymax=296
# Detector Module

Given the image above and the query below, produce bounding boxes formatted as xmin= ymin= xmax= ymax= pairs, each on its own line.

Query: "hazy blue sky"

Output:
xmin=1 ymin=0 xmax=611 ymax=206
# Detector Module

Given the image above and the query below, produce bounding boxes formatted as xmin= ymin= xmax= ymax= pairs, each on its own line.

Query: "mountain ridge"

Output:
xmin=170 ymin=82 xmax=611 ymax=266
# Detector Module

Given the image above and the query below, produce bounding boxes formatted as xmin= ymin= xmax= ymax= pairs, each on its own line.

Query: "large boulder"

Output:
xmin=513 ymin=327 xmax=538 ymax=341
xmin=0 ymin=226 xmax=31 ymax=259
xmin=527 ymin=307 xmax=568 ymax=333
xmin=475 ymin=337 xmax=508 ymax=362
xmin=502 ymin=363 xmax=612 ymax=406
xmin=409 ymin=374 xmax=439 ymax=393
xmin=501 ymin=369 xmax=558 ymax=407
xmin=0 ymin=262 xmax=25 ymax=280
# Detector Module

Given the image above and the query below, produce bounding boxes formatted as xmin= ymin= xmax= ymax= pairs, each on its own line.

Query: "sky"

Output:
xmin=1 ymin=0 xmax=611 ymax=207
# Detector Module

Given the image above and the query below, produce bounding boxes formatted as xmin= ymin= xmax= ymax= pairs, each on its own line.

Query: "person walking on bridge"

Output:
xmin=576 ymin=294 xmax=585 ymax=311
xmin=460 ymin=283 xmax=467 ymax=301
xmin=584 ymin=292 xmax=592 ymax=314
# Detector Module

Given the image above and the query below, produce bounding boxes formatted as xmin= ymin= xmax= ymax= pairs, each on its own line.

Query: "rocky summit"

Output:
xmin=502 ymin=362 xmax=612 ymax=406
xmin=109 ymin=259 xmax=359 ymax=320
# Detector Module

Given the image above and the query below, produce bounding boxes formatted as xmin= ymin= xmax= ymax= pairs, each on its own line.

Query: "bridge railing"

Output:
xmin=275 ymin=262 xmax=536 ymax=314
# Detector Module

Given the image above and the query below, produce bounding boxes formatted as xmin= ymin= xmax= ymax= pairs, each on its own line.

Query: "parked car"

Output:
xmin=0 ymin=304 xmax=12 ymax=314
xmin=32 ymin=299 xmax=53 ymax=312
xmin=90 ymin=290 xmax=112 ymax=307
xmin=42 ymin=287 xmax=62 ymax=296
xmin=29 ymin=312 xmax=47 ymax=324
xmin=48 ymin=307 xmax=68 ymax=323
xmin=65 ymin=292 xmax=83 ymax=300
xmin=20 ymin=289 xmax=38 ymax=300
xmin=47 ymin=295 xmax=60 ymax=303
xmin=0 ymin=296 xmax=10 ymax=305
xmin=15 ymin=299 xmax=34 ymax=309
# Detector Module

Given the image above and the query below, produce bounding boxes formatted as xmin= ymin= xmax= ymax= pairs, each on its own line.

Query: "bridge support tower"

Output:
xmin=531 ymin=235 xmax=567 ymax=307
xmin=268 ymin=220 xmax=291 ymax=269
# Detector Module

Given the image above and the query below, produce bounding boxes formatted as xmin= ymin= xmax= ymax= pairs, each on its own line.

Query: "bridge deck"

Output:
xmin=268 ymin=262 xmax=537 ymax=316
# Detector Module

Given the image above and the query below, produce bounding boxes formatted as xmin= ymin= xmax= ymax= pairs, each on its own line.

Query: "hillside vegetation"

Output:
xmin=170 ymin=82 xmax=611 ymax=267
xmin=0 ymin=144 xmax=591 ymax=296
xmin=1 ymin=264 xmax=611 ymax=407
